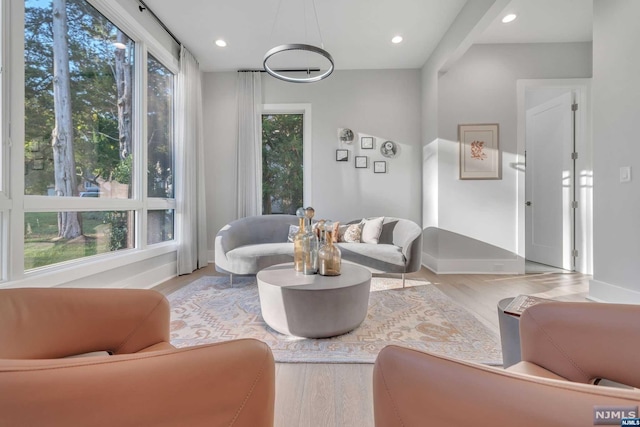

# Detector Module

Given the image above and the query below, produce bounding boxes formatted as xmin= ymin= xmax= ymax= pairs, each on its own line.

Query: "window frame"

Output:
xmin=0 ymin=1 xmax=8 ymax=280
xmin=3 ymin=0 xmax=178 ymax=285
xmin=261 ymin=103 xmax=312 ymax=208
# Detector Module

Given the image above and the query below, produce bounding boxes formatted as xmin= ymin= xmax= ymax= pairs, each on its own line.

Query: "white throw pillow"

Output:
xmin=361 ymin=217 xmax=384 ymax=244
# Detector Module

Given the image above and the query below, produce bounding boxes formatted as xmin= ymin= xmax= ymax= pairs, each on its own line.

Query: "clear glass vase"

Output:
xmin=293 ymin=207 xmax=306 ymax=272
xmin=301 ymin=207 xmax=318 ymax=275
xmin=318 ymin=222 xmax=341 ymax=276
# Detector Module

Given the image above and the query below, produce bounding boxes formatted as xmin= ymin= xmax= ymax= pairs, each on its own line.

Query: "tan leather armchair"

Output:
xmin=373 ymin=301 xmax=640 ymax=427
xmin=0 ymin=288 xmax=275 ymax=427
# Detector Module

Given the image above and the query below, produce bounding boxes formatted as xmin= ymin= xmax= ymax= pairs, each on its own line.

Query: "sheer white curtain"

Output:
xmin=236 ymin=71 xmax=262 ymax=218
xmin=176 ymin=46 xmax=208 ymax=275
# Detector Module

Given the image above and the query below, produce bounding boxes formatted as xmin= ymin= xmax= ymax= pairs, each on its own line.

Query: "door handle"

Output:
xmin=526 ymin=201 xmax=532 ymax=206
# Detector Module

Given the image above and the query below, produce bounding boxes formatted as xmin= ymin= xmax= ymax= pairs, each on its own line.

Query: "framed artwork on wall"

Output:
xmin=458 ymin=123 xmax=501 ymax=180
xmin=374 ymin=161 xmax=386 ymax=173
xmin=361 ymin=136 xmax=374 ymax=149
xmin=339 ymin=128 xmax=354 ymax=143
xmin=336 ymin=149 xmax=349 ymax=162
xmin=380 ymin=140 xmax=398 ymax=158
xmin=355 ymin=156 xmax=368 ymax=168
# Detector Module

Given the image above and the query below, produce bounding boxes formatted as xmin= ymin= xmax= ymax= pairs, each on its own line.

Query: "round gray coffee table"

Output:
xmin=257 ymin=262 xmax=372 ymax=338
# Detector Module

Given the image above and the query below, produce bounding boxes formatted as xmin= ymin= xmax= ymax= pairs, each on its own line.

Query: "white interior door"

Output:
xmin=525 ymin=92 xmax=573 ymax=270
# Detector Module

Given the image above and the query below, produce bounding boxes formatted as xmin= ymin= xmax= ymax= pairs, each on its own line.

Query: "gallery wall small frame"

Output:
xmin=459 ymin=123 xmax=501 ymax=180
xmin=336 ymin=149 xmax=349 ymax=162
xmin=374 ymin=161 xmax=386 ymax=173
xmin=355 ymin=156 xmax=368 ymax=168
xmin=361 ymin=136 xmax=374 ymax=149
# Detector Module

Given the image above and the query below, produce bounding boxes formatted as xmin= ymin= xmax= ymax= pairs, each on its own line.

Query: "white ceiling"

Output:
xmin=476 ymin=0 xmax=592 ymax=44
xmin=146 ymin=0 xmax=593 ymax=73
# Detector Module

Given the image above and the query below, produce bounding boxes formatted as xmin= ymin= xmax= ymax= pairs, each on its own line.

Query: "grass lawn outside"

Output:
xmin=24 ymin=211 xmax=132 ymax=269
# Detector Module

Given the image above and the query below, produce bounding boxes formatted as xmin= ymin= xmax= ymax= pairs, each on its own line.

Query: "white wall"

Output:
xmin=420 ymin=0 xmax=510 ymax=272
xmin=202 ymin=71 xmax=238 ymax=261
xmin=438 ymin=42 xmax=592 ymax=252
xmin=431 ymin=42 xmax=592 ymax=272
xmin=590 ymin=0 xmax=640 ymax=303
xmin=203 ymin=69 xmax=422 ymax=259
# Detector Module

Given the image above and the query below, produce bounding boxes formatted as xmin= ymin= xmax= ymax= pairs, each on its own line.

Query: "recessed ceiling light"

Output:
xmin=501 ymin=14 xmax=517 ymax=24
xmin=215 ymin=39 xmax=227 ymax=47
xmin=391 ymin=35 xmax=403 ymax=44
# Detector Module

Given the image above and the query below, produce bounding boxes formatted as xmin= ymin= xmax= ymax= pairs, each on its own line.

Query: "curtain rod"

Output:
xmin=238 ymin=68 xmax=321 ymax=73
xmin=137 ymin=0 xmax=182 ymax=47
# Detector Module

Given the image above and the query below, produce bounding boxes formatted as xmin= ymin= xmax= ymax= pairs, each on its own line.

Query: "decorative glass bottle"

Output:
xmin=301 ymin=207 xmax=319 ymax=275
xmin=318 ymin=221 xmax=341 ymax=276
xmin=293 ymin=207 xmax=306 ymax=272
xmin=316 ymin=219 xmax=326 ymax=246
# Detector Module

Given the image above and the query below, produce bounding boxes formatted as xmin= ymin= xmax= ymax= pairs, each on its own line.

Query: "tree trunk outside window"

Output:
xmin=51 ymin=0 xmax=81 ymax=238
xmin=115 ymin=30 xmax=132 ymax=161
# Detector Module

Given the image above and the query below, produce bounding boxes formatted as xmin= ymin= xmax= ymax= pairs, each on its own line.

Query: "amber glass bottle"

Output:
xmin=318 ymin=221 xmax=341 ymax=276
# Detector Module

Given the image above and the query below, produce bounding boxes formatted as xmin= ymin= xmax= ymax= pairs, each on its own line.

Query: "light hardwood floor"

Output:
xmin=154 ymin=265 xmax=590 ymax=427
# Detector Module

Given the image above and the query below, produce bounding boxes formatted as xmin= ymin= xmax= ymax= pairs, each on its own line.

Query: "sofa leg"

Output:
xmin=402 ymin=273 xmax=406 ymax=288
xmin=229 ymin=274 xmax=234 ymax=287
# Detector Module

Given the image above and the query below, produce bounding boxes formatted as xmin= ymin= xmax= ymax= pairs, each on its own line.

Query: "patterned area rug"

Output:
xmin=168 ymin=276 xmax=503 ymax=365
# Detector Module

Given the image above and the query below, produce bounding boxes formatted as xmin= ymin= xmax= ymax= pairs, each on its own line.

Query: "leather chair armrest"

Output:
xmin=0 ymin=339 xmax=275 ymax=427
xmin=520 ymin=302 xmax=640 ymax=387
xmin=373 ymin=345 xmax=640 ymax=427
xmin=0 ymin=288 xmax=170 ymax=358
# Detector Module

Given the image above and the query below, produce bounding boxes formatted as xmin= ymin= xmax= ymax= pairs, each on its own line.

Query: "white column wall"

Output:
xmin=590 ymin=0 xmax=640 ymax=303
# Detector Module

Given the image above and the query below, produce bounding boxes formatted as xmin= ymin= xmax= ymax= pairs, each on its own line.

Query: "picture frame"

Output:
xmin=361 ymin=136 xmax=374 ymax=149
xmin=374 ymin=161 xmax=386 ymax=173
xmin=458 ymin=123 xmax=501 ymax=180
xmin=380 ymin=140 xmax=398 ymax=158
xmin=355 ymin=156 xmax=368 ymax=169
xmin=339 ymin=128 xmax=354 ymax=143
xmin=336 ymin=149 xmax=349 ymax=162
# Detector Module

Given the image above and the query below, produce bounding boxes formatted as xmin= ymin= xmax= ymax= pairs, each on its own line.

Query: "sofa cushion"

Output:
xmin=226 ymin=243 xmax=295 ymax=274
xmin=361 ymin=217 xmax=384 ymax=244
xmin=337 ymin=243 xmax=406 ymax=273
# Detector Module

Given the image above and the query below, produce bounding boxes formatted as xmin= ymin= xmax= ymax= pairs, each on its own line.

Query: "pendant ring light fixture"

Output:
xmin=263 ymin=0 xmax=334 ymax=83
xmin=263 ymin=44 xmax=334 ymax=83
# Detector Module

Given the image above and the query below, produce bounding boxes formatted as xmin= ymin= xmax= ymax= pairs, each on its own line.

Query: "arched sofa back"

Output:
xmin=215 ymin=215 xmax=422 ymax=275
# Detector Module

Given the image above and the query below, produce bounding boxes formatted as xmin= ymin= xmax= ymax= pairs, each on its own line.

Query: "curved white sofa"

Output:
xmin=214 ymin=215 xmax=422 ymax=280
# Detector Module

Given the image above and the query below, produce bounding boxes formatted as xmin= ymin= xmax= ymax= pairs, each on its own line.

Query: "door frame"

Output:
xmin=516 ymin=79 xmax=592 ymax=274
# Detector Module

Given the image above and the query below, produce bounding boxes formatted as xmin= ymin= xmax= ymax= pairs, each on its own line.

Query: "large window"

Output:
xmin=146 ymin=54 xmax=174 ymax=244
xmin=147 ymin=54 xmax=174 ymax=199
xmin=261 ymin=113 xmax=303 ymax=215
xmin=24 ymin=0 xmax=134 ymax=199
xmin=17 ymin=0 xmax=176 ymax=272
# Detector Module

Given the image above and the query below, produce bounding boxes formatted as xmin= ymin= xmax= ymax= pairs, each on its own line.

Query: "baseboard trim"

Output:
xmin=421 ymin=252 xmax=438 ymax=273
xmin=208 ymin=249 xmax=215 ymax=264
xmin=119 ymin=261 xmax=177 ymax=290
xmin=589 ymin=279 xmax=640 ymax=304
xmin=421 ymin=252 xmax=520 ymax=274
